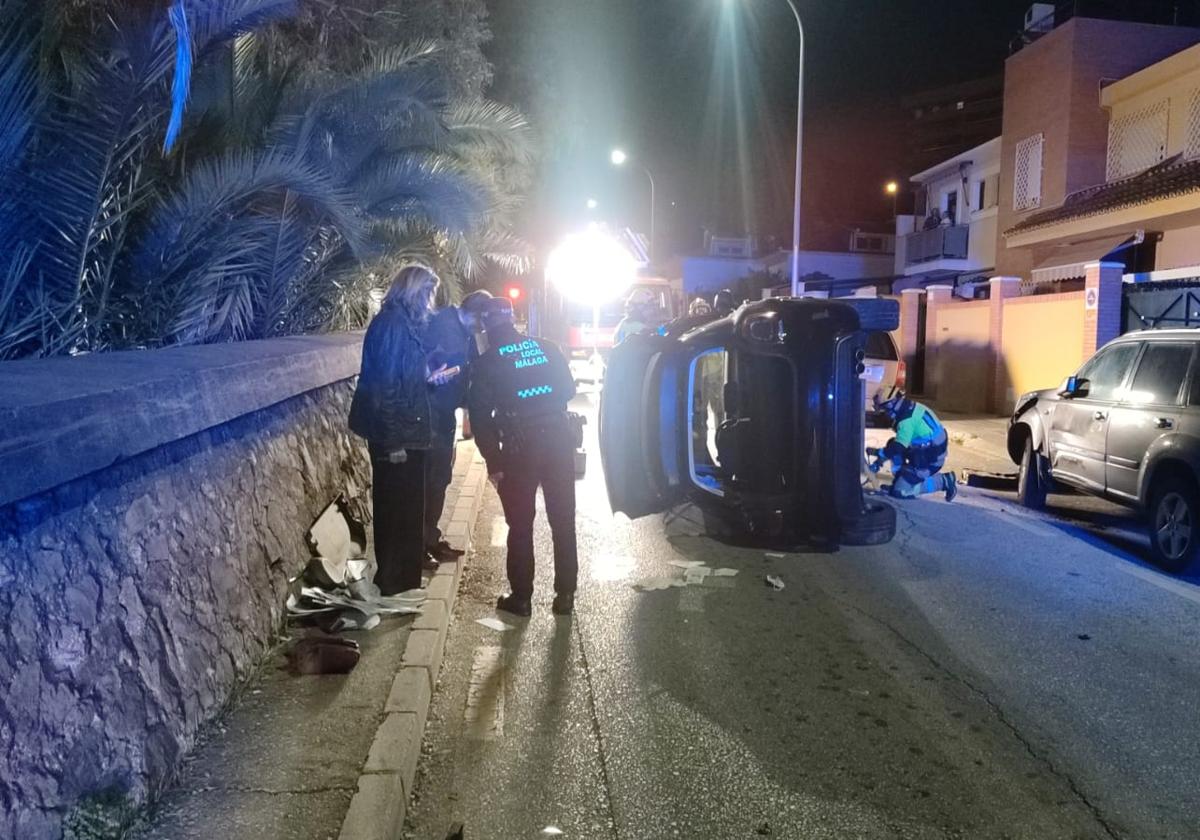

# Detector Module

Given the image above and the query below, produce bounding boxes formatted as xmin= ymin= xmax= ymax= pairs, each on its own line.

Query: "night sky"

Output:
xmin=488 ymin=0 xmax=1043 ymax=256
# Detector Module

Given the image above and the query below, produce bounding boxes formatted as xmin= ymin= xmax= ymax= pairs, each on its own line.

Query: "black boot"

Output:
xmin=552 ymin=592 xmax=575 ymax=616
xmin=496 ymin=593 xmax=532 ymax=617
xmin=422 ymin=552 xmax=440 ymax=572
xmin=430 ymin=539 xmax=465 ymax=561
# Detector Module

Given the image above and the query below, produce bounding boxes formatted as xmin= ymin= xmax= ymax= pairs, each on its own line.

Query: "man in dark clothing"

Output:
xmin=468 ymin=299 xmax=579 ymax=617
xmin=421 ymin=301 xmax=479 ymax=565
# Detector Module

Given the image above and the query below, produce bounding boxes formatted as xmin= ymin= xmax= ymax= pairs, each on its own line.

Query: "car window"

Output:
xmin=1076 ymin=343 xmax=1139 ymax=402
xmin=1126 ymin=343 xmax=1193 ymax=406
xmin=689 ymin=348 xmax=728 ymax=493
xmin=865 ymin=332 xmax=898 ymax=361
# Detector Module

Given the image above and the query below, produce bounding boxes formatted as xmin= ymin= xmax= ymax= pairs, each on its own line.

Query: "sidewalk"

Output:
xmin=134 ymin=441 xmax=488 ymax=840
xmin=866 ymin=411 xmax=1015 ymax=479
xmin=938 ymin=412 xmax=1016 ymax=478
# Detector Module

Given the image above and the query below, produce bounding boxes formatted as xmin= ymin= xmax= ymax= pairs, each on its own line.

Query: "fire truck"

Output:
xmin=544 ymin=276 xmax=681 ymax=384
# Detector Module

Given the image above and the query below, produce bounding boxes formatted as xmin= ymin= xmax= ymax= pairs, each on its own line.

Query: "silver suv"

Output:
xmin=1008 ymin=330 xmax=1200 ymax=572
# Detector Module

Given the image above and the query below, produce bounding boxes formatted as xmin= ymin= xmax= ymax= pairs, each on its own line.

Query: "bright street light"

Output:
xmin=546 ymin=229 xmax=637 ymax=307
xmin=586 ymin=198 xmax=599 ymax=210
xmin=610 ymin=148 xmax=656 ymax=264
xmin=885 ymin=181 xmax=899 ymax=195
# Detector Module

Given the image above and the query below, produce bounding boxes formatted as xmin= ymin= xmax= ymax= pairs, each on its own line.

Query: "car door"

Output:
xmin=599 ymin=331 xmax=694 ymax=519
xmin=1105 ymin=341 xmax=1196 ymax=502
xmin=1047 ymin=341 xmax=1141 ymax=492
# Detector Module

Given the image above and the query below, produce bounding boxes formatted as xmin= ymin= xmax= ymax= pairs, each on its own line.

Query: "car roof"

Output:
xmin=1115 ymin=329 xmax=1200 ymax=342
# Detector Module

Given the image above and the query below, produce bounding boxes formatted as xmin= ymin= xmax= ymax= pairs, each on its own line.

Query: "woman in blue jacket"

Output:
xmin=349 ymin=266 xmax=447 ymax=594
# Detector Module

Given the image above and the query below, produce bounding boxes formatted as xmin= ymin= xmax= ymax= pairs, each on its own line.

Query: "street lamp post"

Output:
xmin=781 ymin=0 xmax=805 ymax=297
xmin=724 ymin=0 xmax=805 ymax=293
xmin=610 ymin=148 xmax=656 ymax=265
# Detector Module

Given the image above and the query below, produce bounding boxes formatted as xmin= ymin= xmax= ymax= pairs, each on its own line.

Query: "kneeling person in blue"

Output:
xmin=868 ymin=388 xmax=958 ymax=502
xmin=468 ymin=298 xmax=579 ymax=617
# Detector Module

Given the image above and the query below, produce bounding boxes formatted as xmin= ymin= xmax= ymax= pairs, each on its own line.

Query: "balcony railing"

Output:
xmin=905 ymin=225 xmax=969 ymax=266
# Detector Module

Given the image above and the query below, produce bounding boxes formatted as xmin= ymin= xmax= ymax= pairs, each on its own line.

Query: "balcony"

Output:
xmin=904 ymin=225 xmax=969 ymax=266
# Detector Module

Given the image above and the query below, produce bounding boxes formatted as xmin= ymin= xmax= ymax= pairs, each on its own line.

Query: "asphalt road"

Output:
xmin=404 ymin=393 xmax=1200 ymax=840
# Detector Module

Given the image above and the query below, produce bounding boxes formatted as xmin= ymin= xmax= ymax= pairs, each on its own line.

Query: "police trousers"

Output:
xmin=496 ymin=420 xmax=578 ymax=599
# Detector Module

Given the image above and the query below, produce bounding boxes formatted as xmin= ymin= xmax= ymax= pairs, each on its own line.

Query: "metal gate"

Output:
xmin=1123 ymin=280 xmax=1200 ymax=333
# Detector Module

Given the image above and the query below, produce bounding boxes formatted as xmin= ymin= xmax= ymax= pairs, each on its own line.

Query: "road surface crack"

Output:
xmin=835 ymin=573 xmax=1123 ymax=840
xmin=838 ymin=597 xmax=1123 ymax=840
xmin=573 ymin=616 xmax=622 ymax=840
xmin=195 ymin=784 xmax=357 ymax=796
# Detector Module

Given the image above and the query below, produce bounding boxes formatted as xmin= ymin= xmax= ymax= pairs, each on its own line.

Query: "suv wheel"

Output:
xmin=1016 ymin=436 xmax=1048 ymax=511
xmin=1148 ymin=477 xmax=1200 ymax=573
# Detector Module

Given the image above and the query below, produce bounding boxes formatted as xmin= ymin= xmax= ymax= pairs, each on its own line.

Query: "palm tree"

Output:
xmin=0 ymin=0 xmax=534 ymax=358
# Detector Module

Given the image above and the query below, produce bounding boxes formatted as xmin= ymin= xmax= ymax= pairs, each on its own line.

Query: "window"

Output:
xmin=1076 ymin=343 xmax=1140 ymax=402
xmin=1187 ymin=88 xmax=1200 ymax=160
xmin=1107 ymin=99 xmax=1168 ymax=181
xmin=1127 ymin=343 xmax=1193 ymax=405
xmin=1014 ymin=134 xmax=1044 ymax=211
xmin=976 ymin=174 xmax=999 ymax=211
xmin=865 ymin=332 xmax=898 ymax=361
xmin=689 ymin=349 xmax=728 ymax=494
xmin=944 ymin=191 xmax=958 ymax=223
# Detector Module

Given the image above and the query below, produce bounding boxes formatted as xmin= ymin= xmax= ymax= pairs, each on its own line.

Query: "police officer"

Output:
xmin=867 ymin=388 xmax=957 ymax=501
xmin=468 ymin=298 xmax=578 ymax=616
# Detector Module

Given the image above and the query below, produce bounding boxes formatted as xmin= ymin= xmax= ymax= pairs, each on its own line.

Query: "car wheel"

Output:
xmin=840 ymin=499 xmax=897 ymax=546
xmin=1148 ymin=478 xmax=1200 ymax=573
xmin=1016 ymin=437 xmax=1048 ymax=511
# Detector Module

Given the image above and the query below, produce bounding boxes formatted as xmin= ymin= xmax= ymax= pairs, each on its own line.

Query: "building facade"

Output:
xmin=995 ymin=17 xmax=1200 ymax=280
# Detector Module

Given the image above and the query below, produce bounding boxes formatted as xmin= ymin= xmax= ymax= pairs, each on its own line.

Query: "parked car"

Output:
xmin=1008 ymin=329 xmax=1200 ymax=572
xmin=863 ymin=330 xmax=905 ymax=422
xmin=599 ymin=297 xmax=900 ymax=547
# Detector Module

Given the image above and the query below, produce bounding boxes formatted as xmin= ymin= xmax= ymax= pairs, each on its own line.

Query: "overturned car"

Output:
xmin=599 ymin=296 xmax=900 ymax=547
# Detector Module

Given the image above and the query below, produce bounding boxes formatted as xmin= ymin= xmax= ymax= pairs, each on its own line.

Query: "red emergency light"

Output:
xmin=506 ymin=285 xmax=523 ymax=301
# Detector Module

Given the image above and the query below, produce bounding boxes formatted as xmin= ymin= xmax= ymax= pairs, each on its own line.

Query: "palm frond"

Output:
xmin=357 ymin=153 xmax=484 ymax=234
xmin=190 ymin=0 xmax=298 ymax=56
xmin=0 ymin=8 xmax=38 ymax=165
xmin=444 ymin=99 xmax=534 ymax=165
xmin=131 ymin=149 xmax=364 ymax=343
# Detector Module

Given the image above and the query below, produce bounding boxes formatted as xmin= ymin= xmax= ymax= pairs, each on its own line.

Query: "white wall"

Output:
xmin=682 ymin=250 xmax=895 ymax=295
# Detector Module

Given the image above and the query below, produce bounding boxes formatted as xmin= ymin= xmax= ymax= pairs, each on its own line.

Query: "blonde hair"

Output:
xmin=382 ymin=264 xmax=439 ymax=323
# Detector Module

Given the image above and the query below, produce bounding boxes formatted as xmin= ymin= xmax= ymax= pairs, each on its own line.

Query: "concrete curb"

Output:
xmin=338 ymin=449 xmax=489 ymax=840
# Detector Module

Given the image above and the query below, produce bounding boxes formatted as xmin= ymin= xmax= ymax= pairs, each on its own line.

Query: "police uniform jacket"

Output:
xmin=468 ymin=327 xmax=575 ymax=473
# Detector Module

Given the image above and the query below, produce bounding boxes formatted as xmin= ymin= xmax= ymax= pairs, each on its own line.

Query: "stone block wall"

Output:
xmin=0 ymin=336 xmax=369 ymax=838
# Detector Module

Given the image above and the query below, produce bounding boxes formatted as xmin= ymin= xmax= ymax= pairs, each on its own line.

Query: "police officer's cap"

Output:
xmin=478 ymin=297 xmax=514 ymax=330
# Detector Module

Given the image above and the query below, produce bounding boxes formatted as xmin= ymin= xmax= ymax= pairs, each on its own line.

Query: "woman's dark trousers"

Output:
xmin=369 ymin=448 xmax=427 ymax=595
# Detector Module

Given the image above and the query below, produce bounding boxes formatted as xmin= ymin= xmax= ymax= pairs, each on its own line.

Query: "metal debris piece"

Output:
xmin=765 ymin=575 xmax=785 ymax=591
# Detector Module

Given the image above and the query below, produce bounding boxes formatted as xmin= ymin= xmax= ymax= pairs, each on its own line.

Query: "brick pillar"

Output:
xmin=898 ymin=288 xmax=923 ymax=390
xmin=988 ymin=277 xmax=1021 ymax=413
xmin=1083 ymin=261 xmax=1124 ymax=357
xmin=923 ymin=285 xmax=953 ymax=401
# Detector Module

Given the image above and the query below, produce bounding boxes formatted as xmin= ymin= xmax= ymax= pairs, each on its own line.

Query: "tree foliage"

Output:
xmin=0 ymin=0 xmax=532 ymax=359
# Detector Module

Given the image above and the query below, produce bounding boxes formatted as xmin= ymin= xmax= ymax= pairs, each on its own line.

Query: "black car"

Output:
xmin=598 ymin=297 xmax=899 ymax=547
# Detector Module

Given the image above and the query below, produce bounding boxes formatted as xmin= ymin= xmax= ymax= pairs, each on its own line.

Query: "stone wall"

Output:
xmin=0 ymin=335 xmax=369 ymax=838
